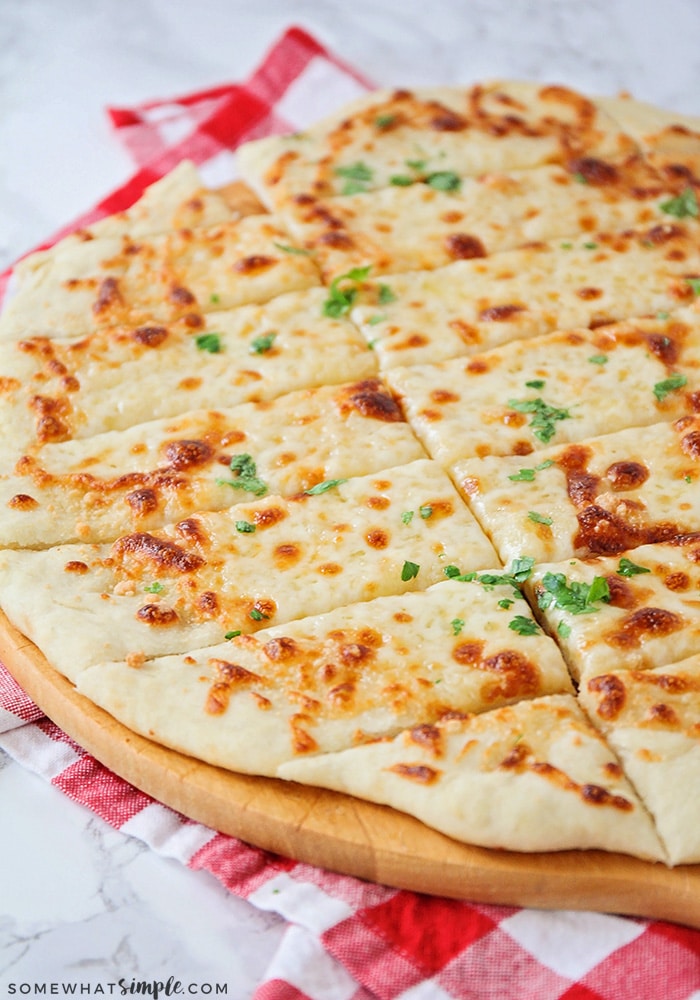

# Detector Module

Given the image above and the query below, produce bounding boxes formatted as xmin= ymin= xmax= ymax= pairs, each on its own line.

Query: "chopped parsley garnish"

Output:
xmin=498 ymin=598 xmax=515 ymax=610
xmin=144 ymin=582 xmax=164 ymax=594
xmin=557 ymin=621 xmax=572 ymax=638
xmin=225 ymin=630 xmax=242 ymax=640
xmin=444 ymin=556 xmax=534 ymax=594
xmin=572 ymin=172 xmax=589 ymax=184
xmin=375 ymin=113 xmax=397 ymax=129
xmin=508 ymin=615 xmax=540 ymax=636
xmin=560 ymin=242 xmax=573 ymax=250
xmin=401 ymin=560 xmax=420 ymax=582
xmin=406 ymin=158 xmax=427 ymax=171
xmin=378 ymin=283 xmax=397 ymax=305
xmin=216 ymin=453 xmax=268 ymax=496
xmin=402 ymin=510 xmax=414 ymax=525
xmin=390 ymin=174 xmax=414 ymax=186
xmin=528 ymin=511 xmax=553 ymax=526
xmin=425 ymin=170 xmax=461 ymax=192
xmin=508 ymin=459 xmax=554 ymax=483
xmin=688 ymin=278 xmax=700 ymax=297
xmin=195 ymin=332 xmax=222 ymax=353
xmin=273 ymin=241 xmax=311 ymax=255
xmin=367 ymin=313 xmax=387 ymax=325
xmin=583 ymin=241 xmax=599 ymax=250
xmin=617 ymin=557 xmax=651 ymax=577
xmin=507 ymin=396 xmax=572 ymax=443
xmin=537 ymin=572 xmax=611 ymax=615
xmin=235 ymin=520 xmax=256 ymax=533
xmin=249 ymin=608 xmax=270 ymax=621
xmin=657 ymin=311 xmax=670 ymax=320
xmin=653 ymin=373 xmax=687 ymax=401
xmin=659 ymin=187 xmax=699 ymax=219
xmin=250 ymin=331 xmax=277 ymax=354
xmin=419 ymin=505 xmax=433 ymax=519
xmin=451 ymin=618 xmax=465 ymax=636
xmin=322 ymin=265 xmax=372 ymax=318
xmin=334 ymin=161 xmax=373 ymax=194
xmin=588 ymin=354 xmax=608 ymax=365
xmin=525 ymin=379 xmax=546 ymax=389
xmin=210 ymin=293 xmax=220 ymax=304
xmin=444 ymin=565 xmax=476 ymax=582
xmin=304 ymin=478 xmax=347 ymax=495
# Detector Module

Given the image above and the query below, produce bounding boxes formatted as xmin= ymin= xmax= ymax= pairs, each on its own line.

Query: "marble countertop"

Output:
xmin=1 ymin=0 xmax=699 ymax=995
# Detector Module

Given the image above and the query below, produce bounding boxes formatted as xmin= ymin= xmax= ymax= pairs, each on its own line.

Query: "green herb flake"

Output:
xmin=508 ymin=615 xmax=540 ymax=636
xmin=425 ymin=170 xmax=461 ymax=192
xmin=498 ymin=598 xmax=515 ymax=610
xmin=235 ymin=520 xmax=256 ymax=534
xmin=525 ymin=379 xmax=546 ymax=389
xmin=572 ymin=171 xmax=589 ymax=184
xmin=419 ymin=505 xmax=433 ymax=519
xmin=537 ymin=572 xmax=611 ymax=615
xmin=367 ymin=313 xmax=387 ymax=326
xmin=528 ymin=511 xmax=553 ymax=526
xmin=509 ymin=468 xmax=536 ymax=482
xmin=216 ymin=453 xmax=268 ymax=497
xmin=507 ymin=396 xmax=572 ymax=444
xmin=653 ymin=373 xmax=687 ymax=402
xmin=273 ymin=241 xmax=311 ymax=256
xmin=375 ymin=114 xmax=396 ymax=129
xmin=560 ymin=242 xmax=573 ymax=250
xmin=304 ymin=478 xmax=348 ymax=495
xmin=405 ymin=158 xmax=427 ymax=171
xmin=443 ymin=565 xmax=477 ymax=582
xmin=617 ymin=557 xmax=651 ymax=578
xmin=657 ymin=311 xmax=671 ymax=320
xmin=401 ymin=560 xmax=420 ymax=582
xmin=401 ymin=510 xmax=414 ymax=525
xmin=250 ymin=331 xmax=277 ymax=355
xmin=322 ymin=265 xmax=372 ymax=318
xmin=557 ymin=620 xmax=572 ymax=638
xmin=225 ymin=630 xmax=242 ymax=640
xmin=378 ymin=283 xmax=397 ymax=305
xmin=195 ymin=332 xmax=222 ymax=354
xmin=249 ymin=608 xmax=270 ymax=621
xmin=390 ymin=174 xmax=414 ymax=186
xmin=688 ymin=278 xmax=700 ymax=297
xmin=451 ymin=617 xmax=465 ymax=636
xmin=536 ymin=459 xmax=555 ymax=470
xmin=588 ymin=354 xmax=608 ymax=365
xmin=334 ymin=161 xmax=373 ymax=182
xmin=144 ymin=582 xmax=164 ymax=594
xmin=659 ymin=187 xmax=699 ymax=219
xmin=210 ymin=293 xmax=221 ymax=304
xmin=583 ymin=241 xmax=599 ymax=250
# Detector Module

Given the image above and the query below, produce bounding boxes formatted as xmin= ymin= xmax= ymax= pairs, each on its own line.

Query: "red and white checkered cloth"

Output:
xmin=1 ymin=25 xmax=700 ymax=999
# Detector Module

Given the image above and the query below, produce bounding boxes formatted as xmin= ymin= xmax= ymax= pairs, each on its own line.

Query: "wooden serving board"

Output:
xmin=2 ymin=607 xmax=700 ymax=929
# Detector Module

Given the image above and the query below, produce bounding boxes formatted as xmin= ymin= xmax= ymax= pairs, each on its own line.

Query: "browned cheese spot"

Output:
xmin=478 ymin=304 xmax=525 ymax=322
xmin=163 ymin=439 xmax=214 ymax=470
xmin=136 ymin=603 xmax=179 ymax=626
xmin=254 ymin=506 xmax=287 ymax=529
xmin=388 ymin=763 xmax=442 ymax=784
xmin=93 ymin=277 xmax=123 ymax=316
xmin=567 ymin=157 xmax=619 ymax=185
xmin=274 ymin=542 xmax=302 ymax=568
xmin=125 ymin=488 xmax=159 ymax=516
xmin=587 ymin=673 xmax=627 ymax=720
xmin=445 ymin=233 xmax=487 ymax=260
xmin=8 ymin=494 xmax=39 ymax=511
xmin=205 ymin=659 xmax=263 ymax=715
xmin=576 ymin=287 xmax=603 ymax=300
xmin=605 ymin=461 xmax=649 ymax=491
xmin=407 ymin=723 xmax=444 ymax=757
xmin=112 ymin=532 xmax=205 ymax=573
xmin=603 ymin=606 xmax=683 ymax=649
xmin=132 ymin=325 xmax=169 ymax=347
xmin=234 ymin=255 xmax=276 ymax=274
xmin=197 ymin=591 xmax=220 ymax=617
xmin=480 ymin=649 xmax=540 ymax=702
xmin=647 ymin=702 xmax=680 ymax=726
xmin=263 ymin=637 xmax=298 ymax=661
xmin=64 ymin=560 xmax=89 ymax=574
xmin=366 ymin=529 xmax=390 ymax=549
xmin=366 ymin=495 xmax=391 ymax=510
xmin=336 ymin=378 xmax=404 ymax=423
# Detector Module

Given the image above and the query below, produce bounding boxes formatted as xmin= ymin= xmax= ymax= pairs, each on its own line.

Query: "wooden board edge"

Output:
xmin=1 ymin=607 xmax=700 ymax=928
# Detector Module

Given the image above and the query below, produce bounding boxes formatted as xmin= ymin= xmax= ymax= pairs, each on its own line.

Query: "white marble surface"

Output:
xmin=1 ymin=0 xmax=700 ymax=995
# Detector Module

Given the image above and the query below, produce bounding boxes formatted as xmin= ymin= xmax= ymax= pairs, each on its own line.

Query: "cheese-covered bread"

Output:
xmin=237 ymin=81 xmax=633 ymax=210
xmin=454 ymin=416 xmax=700 ymax=565
xmin=580 ymin=656 xmax=700 ymax=864
xmin=0 ymin=378 xmax=425 ymax=547
xmin=0 ymin=459 xmax=497 ymax=681
xmin=75 ymin=578 xmax=573 ymax=776
xmin=278 ymin=693 xmax=666 ymax=861
xmin=0 ymin=287 xmax=377 ymax=464
xmin=0 ymin=216 xmax=320 ymax=341
xmin=349 ymin=226 xmax=700 ymax=369
xmin=387 ymin=313 xmax=700 ymax=464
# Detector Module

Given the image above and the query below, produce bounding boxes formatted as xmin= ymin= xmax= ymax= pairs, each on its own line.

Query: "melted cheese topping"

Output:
xmin=0 ymin=378 xmax=425 ymax=547
xmin=0 ymin=287 xmax=377 ymax=464
xmin=238 ymin=81 xmax=632 ymax=210
xmin=75 ymin=579 xmax=572 ymax=776
xmin=0 ymin=460 xmax=496 ymax=681
xmin=454 ymin=416 xmax=700 ymax=566
xmin=0 ymin=216 xmax=320 ymax=340
xmin=278 ymin=693 xmax=665 ymax=860
xmin=387 ymin=313 xmax=700 ymax=464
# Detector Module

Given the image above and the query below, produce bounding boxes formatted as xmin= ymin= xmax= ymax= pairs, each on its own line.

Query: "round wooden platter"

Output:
xmin=2 ymin=608 xmax=700 ymax=929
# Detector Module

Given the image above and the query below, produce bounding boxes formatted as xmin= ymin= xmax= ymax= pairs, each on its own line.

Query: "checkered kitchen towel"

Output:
xmin=1 ymin=25 xmax=700 ymax=1000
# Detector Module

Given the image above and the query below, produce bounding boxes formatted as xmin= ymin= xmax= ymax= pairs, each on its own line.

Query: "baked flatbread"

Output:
xmin=580 ymin=656 xmax=700 ymax=864
xmin=0 ymin=459 xmax=497 ymax=681
xmin=0 ymin=287 xmax=376 ymax=464
xmin=348 ymin=226 xmax=700 ymax=368
xmin=237 ymin=81 xmax=633 ymax=210
xmin=525 ymin=539 xmax=700 ymax=682
xmin=0 ymin=215 xmax=320 ymax=340
xmin=278 ymin=693 xmax=666 ymax=860
xmin=387 ymin=312 xmax=700 ymax=464
xmin=75 ymin=578 xmax=573 ymax=776
xmin=0 ymin=378 xmax=424 ymax=547
xmin=453 ymin=416 xmax=700 ymax=565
